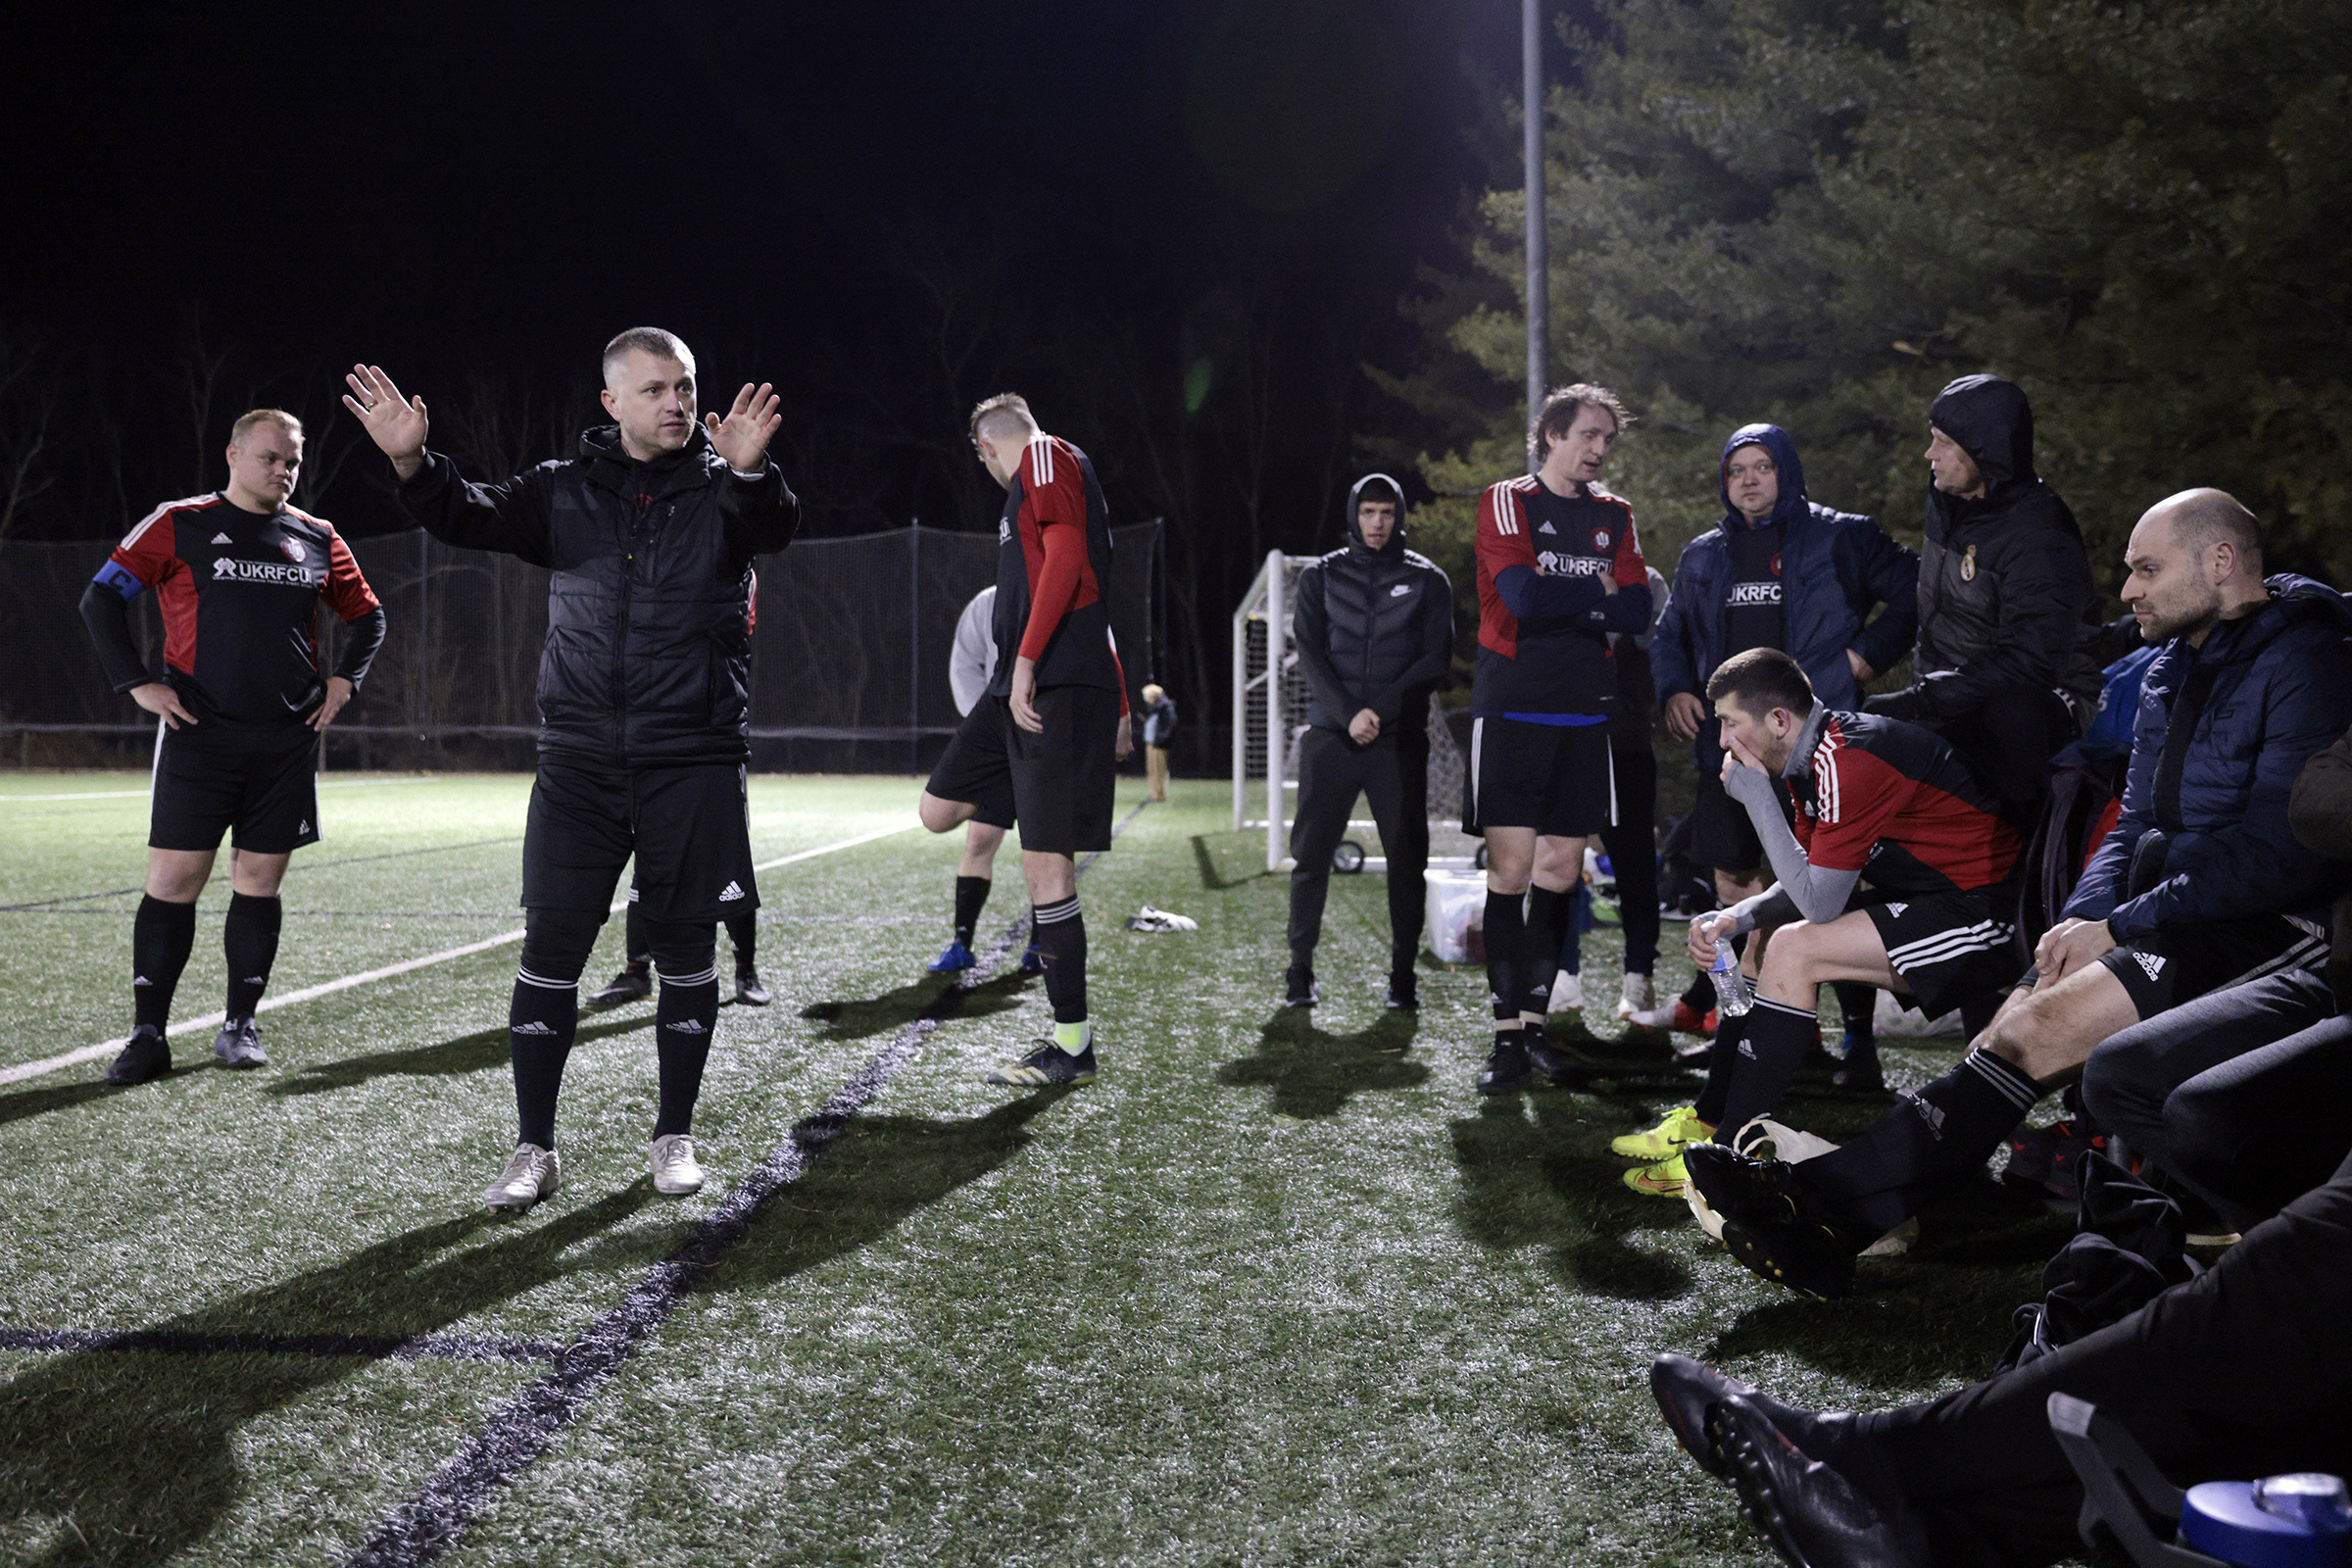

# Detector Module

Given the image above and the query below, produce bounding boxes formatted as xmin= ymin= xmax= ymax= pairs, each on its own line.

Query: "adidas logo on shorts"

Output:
xmin=2135 ymin=951 xmax=2166 ymax=982
xmin=718 ymin=881 xmax=745 ymax=903
xmin=1738 ymin=1040 xmax=1756 ymax=1058
xmin=298 ymin=820 xmax=310 ymax=834
xmin=212 ymin=531 xmax=233 ymax=544
xmin=513 ymin=1020 xmax=559 ymax=1036
xmin=1907 ymin=1091 xmax=1946 ymax=1136
xmin=1885 ymin=902 xmax=1908 ymax=917
xmin=666 ymin=1018 xmax=707 ymax=1034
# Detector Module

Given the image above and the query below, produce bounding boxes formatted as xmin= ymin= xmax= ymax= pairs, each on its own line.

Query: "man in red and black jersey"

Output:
xmin=920 ymin=393 xmax=1128 ymax=1088
xmin=1467 ymin=384 xmax=1651 ymax=1094
xmin=1620 ymin=649 xmax=2022 ymax=1197
xmin=78 ymin=408 xmax=386 ymax=1085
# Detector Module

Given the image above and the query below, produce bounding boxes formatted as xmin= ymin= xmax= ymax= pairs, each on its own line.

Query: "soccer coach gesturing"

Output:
xmin=345 ymin=329 xmax=798 ymax=1210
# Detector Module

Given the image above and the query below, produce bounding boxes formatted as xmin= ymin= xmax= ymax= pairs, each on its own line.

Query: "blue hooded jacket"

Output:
xmin=2066 ymin=574 xmax=2352 ymax=941
xmin=1652 ymin=423 xmax=1920 ymax=770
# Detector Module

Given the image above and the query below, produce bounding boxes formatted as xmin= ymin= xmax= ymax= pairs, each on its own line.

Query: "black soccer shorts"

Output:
xmin=521 ymin=758 xmax=759 ymax=924
xmin=926 ymin=686 xmax=1118 ymax=855
xmin=1467 ymin=714 xmax=1614 ymax=838
xmin=148 ymin=718 xmax=321 ymax=855
xmin=1861 ymin=889 xmax=2026 ymax=1019
xmin=2098 ymin=912 xmax=2328 ymax=1021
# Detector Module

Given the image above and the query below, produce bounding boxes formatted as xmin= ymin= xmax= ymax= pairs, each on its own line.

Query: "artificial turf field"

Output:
xmin=0 ymin=771 xmax=2079 ymax=1567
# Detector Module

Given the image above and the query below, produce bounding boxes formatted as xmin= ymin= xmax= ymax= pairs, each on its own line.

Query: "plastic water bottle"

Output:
xmin=1708 ymin=938 xmax=1752 ymax=1018
xmin=2180 ymin=1471 xmax=2352 ymax=1566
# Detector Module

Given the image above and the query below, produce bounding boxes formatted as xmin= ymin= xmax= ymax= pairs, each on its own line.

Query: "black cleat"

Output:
xmin=105 ymin=1024 xmax=172 ymax=1086
xmin=1284 ymin=965 xmax=1319 ymax=1008
xmin=1476 ymin=1037 xmax=1532 ymax=1095
xmin=589 ymin=964 xmax=653 ymax=1008
xmin=1707 ymin=1396 xmax=1919 ymax=1566
xmin=1651 ymin=1354 xmax=1761 ymax=1479
xmin=733 ymin=970 xmax=772 ymax=1006
xmin=1721 ymin=1215 xmax=1859 ymax=1299
xmin=1386 ymin=970 xmax=1418 ymax=1010
xmin=212 ymin=1016 xmax=269 ymax=1068
xmin=985 ymin=1040 xmax=1098 ymax=1086
xmin=1019 ymin=943 xmax=1047 ymax=974
xmin=1683 ymin=1142 xmax=1808 ymax=1231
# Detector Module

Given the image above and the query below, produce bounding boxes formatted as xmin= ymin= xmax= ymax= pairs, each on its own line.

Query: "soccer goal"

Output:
xmin=1230 ymin=549 xmax=1469 ymax=872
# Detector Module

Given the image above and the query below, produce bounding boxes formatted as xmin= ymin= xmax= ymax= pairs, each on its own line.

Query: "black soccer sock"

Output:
xmin=1833 ymin=981 xmax=1878 ymax=1057
xmin=513 ymin=907 xmax=601 ymax=1149
xmin=654 ymin=971 xmax=720 ymax=1137
xmin=1795 ymin=1048 xmax=2044 ymax=1236
xmin=130 ymin=894 xmax=199 ymax=1033
xmin=1484 ymin=888 xmax=1525 ymax=1036
xmin=221 ymin=893 xmax=282 ymax=1022
xmin=954 ymin=875 xmax=991 ymax=947
xmin=1522 ymin=884 xmax=1574 ymax=1021
xmin=724 ymin=912 xmax=757 ymax=975
xmin=1690 ymin=1008 xmax=1752 ymax=1128
xmin=1033 ymin=896 xmax=1089 ymax=1042
xmin=1717 ymin=997 xmax=1819 ymax=1134
xmin=623 ymin=900 xmax=650 ymax=969
xmin=1680 ymin=972 xmax=1716 ymax=1014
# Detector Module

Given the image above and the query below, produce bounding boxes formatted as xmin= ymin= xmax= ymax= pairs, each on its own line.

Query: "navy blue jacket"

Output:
xmin=1653 ymin=423 xmax=1919 ymax=770
xmin=2066 ymin=575 xmax=2352 ymax=941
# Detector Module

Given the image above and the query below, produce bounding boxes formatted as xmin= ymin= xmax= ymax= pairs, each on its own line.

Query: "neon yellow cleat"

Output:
xmin=1624 ymin=1152 xmax=1690 ymax=1197
xmin=1610 ymin=1104 xmax=1714 ymax=1160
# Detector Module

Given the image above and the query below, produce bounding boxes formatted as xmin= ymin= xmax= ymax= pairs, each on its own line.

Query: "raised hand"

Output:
xmin=342 ymin=365 xmax=430 ymax=479
xmin=706 ymin=381 xmax=782 ymax=473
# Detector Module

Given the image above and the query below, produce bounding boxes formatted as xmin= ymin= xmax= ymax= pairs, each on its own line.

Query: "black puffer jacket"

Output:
xmin=399 ymin=423 xmax=800 ymax=765
xmin=1292 ymin=473 xmax=1453 ymax=734
xmin=1869 ymin=374 xmax=2102 ymax=723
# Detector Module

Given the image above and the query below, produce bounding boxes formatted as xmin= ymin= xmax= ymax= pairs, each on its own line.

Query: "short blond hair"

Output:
xmin=602 ymin=326 xmax=695 ymax=389
xmin=968 ymin=392 xmax=1037 ymax=445
xmin=1142 ymin=683 xmax=1165 ymax=704
xmin=230 ymin=408 xmax=302 ymax=445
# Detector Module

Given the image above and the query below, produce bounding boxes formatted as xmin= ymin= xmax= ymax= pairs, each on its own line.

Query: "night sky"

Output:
xmin=6 ymin=2 xmax=1521 ymax=543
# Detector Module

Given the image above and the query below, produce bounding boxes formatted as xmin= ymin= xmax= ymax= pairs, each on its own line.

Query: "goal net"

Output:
xmin=1229 ymin=549 xmax=1470 ymax=872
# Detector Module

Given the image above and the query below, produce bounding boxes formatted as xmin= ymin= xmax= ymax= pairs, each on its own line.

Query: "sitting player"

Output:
xmin=1615 ymin=647 xmax=2023 ymax=1197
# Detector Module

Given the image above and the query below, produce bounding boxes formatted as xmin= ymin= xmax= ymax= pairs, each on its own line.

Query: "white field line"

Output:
xmin=0 ymin=821 xmax=919 ymax=1087
xmin=10 ymin=777 xmax=444 ymax=804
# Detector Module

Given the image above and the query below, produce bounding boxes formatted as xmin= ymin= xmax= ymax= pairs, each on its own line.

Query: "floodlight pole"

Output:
xmin=1524 ymin=0 xmax=1548 ymax=451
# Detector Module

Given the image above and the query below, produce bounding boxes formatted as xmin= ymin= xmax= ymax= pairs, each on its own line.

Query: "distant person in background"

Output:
xmin=1283 ymin=473 xmax=1452 ymax=1009
xmin=1642 ymin=422 xmax=1919 ymax=1091
xmin=1866 ymin=374 xmax=2100 ymax=825
xmin=925 ymin=585 xmax=1042 ymax=977
xmin=1140 ymin=682 xmax=1177 ymax=802
xmin=80 ymin=408 xmax=386 ymax=1085
xmin=596 ymin=569 xmax=770 ymax=1007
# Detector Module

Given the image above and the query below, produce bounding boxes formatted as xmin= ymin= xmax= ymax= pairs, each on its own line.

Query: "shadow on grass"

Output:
xmin=708 ymin=1092 xmax=1068 ymax=1291
xmin=798 ymin=969 xmax=1029 ymax=1044
xmin=0 ymin=1076 xmax=122 ymax=1129
xmin=1448 ymin=1088 xmax=1699 ymax=1300
xmin=1190 ymin=835 xmax=1263 ymax=892
xmin=265 ymin=1012 xmax=658 ymax=1099
xmin=1214 ymin=1006 xmax=1426 ymax=1119
xmin=0 ymin=1186 xmax=652 ymax=1568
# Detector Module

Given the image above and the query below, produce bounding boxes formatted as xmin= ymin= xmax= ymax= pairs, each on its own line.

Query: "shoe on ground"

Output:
xmin=1616 ymin=972 xmax=1657 ymax=1019
xmin=2006 ymin=1117 xmax=2110 ymax=1204
xmin=733 ymin=970 xmax=772 ymax=1006
xmin=1650 ymin=1353 xmax=1759 ymax=1480
xmin=484 ymin=1143 xmax=562 ymax=1210
xmin=1526 ymin=1035 xmax=1590 ymax=1086
xmin=1631 ymin=998 xmax=1716 ymax=1036
xmin=1547 ymin=971 xmax=1585 ymax=1013
xmin=1612 ymin=1104 xmax=1715 ymax=1160
xmin=648 ymin=1133 xmax=705 ymax=1196
xmin=1624 ymin=1152 xmax=1690 ymax=1197
xmin=213 ymin=1016 xmax=269 ymax=1069
xmin=1019 ymin=943 xmax=1047 ymax=974
xmin=1721 ymin=1214 xmax=1859 ymax=1298
xmin=104 ymin=1024 xmax=172 ymax=1086
xmin=1386 ymin=970 xmax=1418 ymax=1010
xmin=986 ymin=1040 xmax=1098 ymax=1086
xmin=588 ymin=965 xmax=653 ymax=1007
xmin=1684 ymin=1142 xmax=1808 ymax=1231
xmin=927 ymin=941 xmax=975 ymax=974
xmin=1476 ymin=1037 xmax=1532 ymax=1095
xmin=1831 ymin=1047 xmax=1884 ymax=1094
xmin=1284 ymin=965 xmax=1319 ymax=1008
xmin=1708 ymin=1396 xmax=1919 ymax=1566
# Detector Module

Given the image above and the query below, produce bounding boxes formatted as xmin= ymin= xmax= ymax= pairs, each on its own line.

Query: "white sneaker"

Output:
xmin=649 ymin=1134 xmax=705 ymax=1196
xmin=484 ymin=1143 xmax=561 ymax=1210
xmin=1616 ymin=972 xmax=1656 ymax=1019
xmin=1547 ymin=971 xmax=1585 ymax=1013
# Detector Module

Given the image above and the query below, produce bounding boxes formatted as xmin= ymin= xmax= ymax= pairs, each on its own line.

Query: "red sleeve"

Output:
xmin=1611 ymin=514 xmax=1647 ymax=588
xmin=321 ymin=528 xmax=381 ymax=620
xmin=1805 ymin=746 xmax=1910 ymax=872
xmin=1475 ymin=483 xmax=1537 ymax=583
xmin=1018 ymin=524 xmax=1087 ymax=662
xmin=107 ymin=506 xmax=181 ymax=592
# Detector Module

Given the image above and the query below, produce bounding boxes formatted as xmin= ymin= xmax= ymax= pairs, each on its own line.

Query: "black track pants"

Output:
xmin=1286 ymin=726 xmax=1430 ymax=971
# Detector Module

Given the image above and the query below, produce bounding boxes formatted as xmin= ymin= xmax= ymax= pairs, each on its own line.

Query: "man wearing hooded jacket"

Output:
xmin=1866 ymin=374 xmax=2101 ymax=822
xmin=1284 ymin=474 xmax=1453 ymax=1009
xmin=345 ymin=330 xmax=799 ymax=1211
